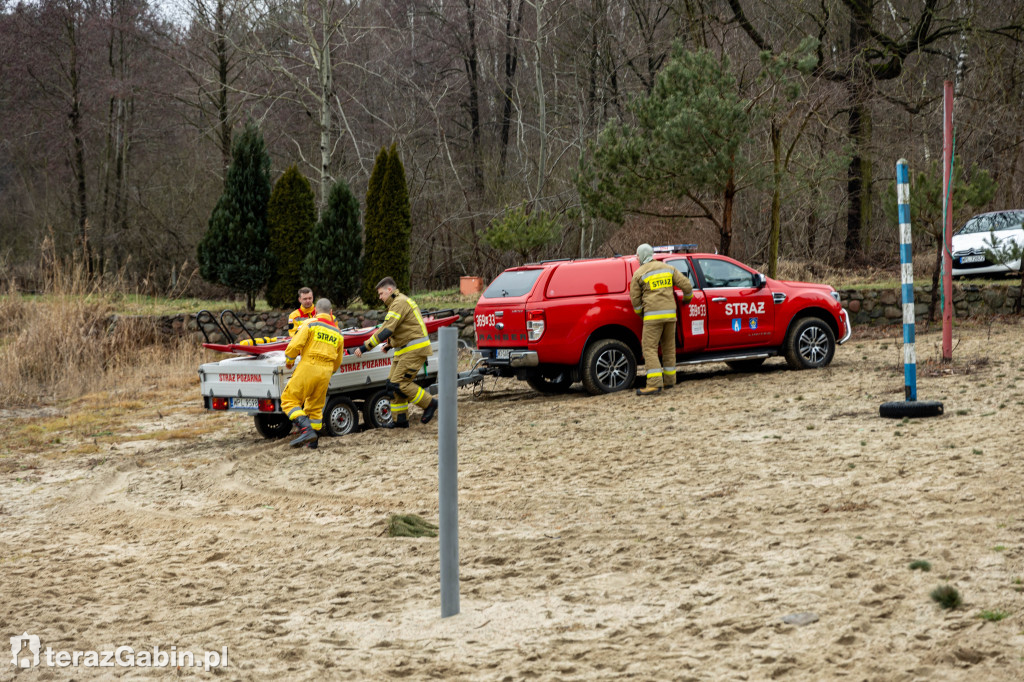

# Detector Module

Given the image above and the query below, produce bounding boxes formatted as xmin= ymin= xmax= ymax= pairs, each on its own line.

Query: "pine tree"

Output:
xmin=266 ymin=165 xmax=316 ymax=309
xmin=303 ymin=178 xmax=362 ymax=307
xmin=360 ymin=146 xmax=389 ymax=305
xmin=379 ymin=144 xmax=412 ymax=293
xmin=197 ymin=121 xmax=273 ymax=310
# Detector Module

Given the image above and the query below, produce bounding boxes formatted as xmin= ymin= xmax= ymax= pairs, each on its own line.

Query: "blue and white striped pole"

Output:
xmin=897 ymin=159 xmax=917 ymax=401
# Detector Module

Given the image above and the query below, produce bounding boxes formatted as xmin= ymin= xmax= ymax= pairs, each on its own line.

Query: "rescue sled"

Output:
xmin=196 ymin=308 xmax=460 ymax=355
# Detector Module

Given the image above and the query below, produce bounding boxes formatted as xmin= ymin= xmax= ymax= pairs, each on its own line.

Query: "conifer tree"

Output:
xmin=197 ymin=121 xmax=273 ymax=310
xmin=266 ymin=165 xmax=316 ymax=309
xmin=303 ymin=178 xmax=362 ymax=307
xmin=360 ymin=146 xmax=389 ymax=305
xmin=379 ymin=144 xmax=412 ymax=293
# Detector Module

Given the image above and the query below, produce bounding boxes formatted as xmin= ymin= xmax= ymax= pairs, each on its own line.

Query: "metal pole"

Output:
xmin=942 ymin=80 xmax=954 ymax=361
xmin=437 ymin=326 xmax=460 ymax=618
xmin=897 ymin=159 xmax=917 ymax=401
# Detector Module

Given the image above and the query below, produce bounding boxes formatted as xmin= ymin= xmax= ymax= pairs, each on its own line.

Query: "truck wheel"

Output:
xmin=324 ymin=396 xmax=358 ymax=436
xmin=363 ymin=390 xmax=392 ymax=429
xmin=725 ymin=358 xmax=766 ymax=372
xmin=526 ymin=368 xmax=573 ymax=394
xmin=253 ymin=413 xmax=291 ymax=439
xmin=581 ymin=339 xmax=636 ymax=395
xmin=783 ymin=317 xmax=835 ymax=369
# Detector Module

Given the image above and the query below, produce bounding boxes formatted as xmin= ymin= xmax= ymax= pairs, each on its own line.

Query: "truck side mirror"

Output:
xmin=755 ymin=273 xmax=768 ymax=289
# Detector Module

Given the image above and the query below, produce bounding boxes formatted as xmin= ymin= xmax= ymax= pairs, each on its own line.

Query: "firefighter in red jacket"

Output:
xmin=630 ymin=243 xmax=693 ymax=396
xmin=353 ymin=277 xmax=439 ymax=428
xmin=282 ymin=298 xmax=343 ymax=448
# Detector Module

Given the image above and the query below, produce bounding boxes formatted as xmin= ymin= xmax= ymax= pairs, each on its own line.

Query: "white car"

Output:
xmin=951 ymin=210 xmax=1024 ymax=276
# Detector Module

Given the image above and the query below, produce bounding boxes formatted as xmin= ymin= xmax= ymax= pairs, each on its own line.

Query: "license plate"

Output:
xmin=960 ymin=254 xmax=985 ymax=264
xmin=230 ymin=398 xmax=259 ymax=409
xmin=495 ymin=348 xmax=511 ymax=360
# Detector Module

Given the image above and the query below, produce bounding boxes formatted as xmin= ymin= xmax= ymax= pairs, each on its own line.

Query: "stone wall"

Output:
xmin=162 ymin=308 xmax=478 ymax=344
xmin=837 ymin=284 xmax=1022 ymax=327
xmin=155 ymin=284 xmax=1021 ymax=345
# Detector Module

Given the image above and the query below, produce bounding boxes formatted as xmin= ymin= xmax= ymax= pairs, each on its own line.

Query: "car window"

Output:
xmin=664 ymin=258 xmax=698 ymax=288
xmin=956 ymin=211 xmax=1024 ymax=235
xmin=695 ymin=258 xmax=754 ymax=288
xmin=482 ymin=269 xmax=543 ymax=298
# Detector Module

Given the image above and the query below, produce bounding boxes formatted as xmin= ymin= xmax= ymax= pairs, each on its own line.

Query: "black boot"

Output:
xmin=420 ymin=398 xmax=439 ymax=424
xmin=383 ymin=415 xmax=409 ymax=429
xmin=306 ymin=438 xmax=319 ymax=449
xmin=290 ymin=416 xmax=318 ymax=447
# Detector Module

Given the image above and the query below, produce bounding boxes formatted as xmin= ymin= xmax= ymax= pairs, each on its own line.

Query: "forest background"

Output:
xmin=2 ymin=0 xmax=1023 ymax=299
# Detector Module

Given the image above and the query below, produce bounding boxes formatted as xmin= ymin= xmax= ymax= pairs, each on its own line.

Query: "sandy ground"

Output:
xmin=3 ymin=319 xmax=1024 ymax=680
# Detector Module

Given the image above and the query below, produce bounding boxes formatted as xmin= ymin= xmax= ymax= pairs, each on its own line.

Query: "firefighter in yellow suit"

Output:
xmin=630 ymin=243 xmax=693 ymax=396
xmin=353 ymin=277 xmax=438 ymax=428
xmin=288 ymin=286 xmax=337 ymax=336
xmin=282 ymin=298 xmax=343 ymax=448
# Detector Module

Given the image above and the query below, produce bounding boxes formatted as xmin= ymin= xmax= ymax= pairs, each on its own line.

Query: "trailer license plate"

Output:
xmin=496 ymin=349 xmax=511 ymax=359
xmin=231 ymin=398 xmax=259 ymax=409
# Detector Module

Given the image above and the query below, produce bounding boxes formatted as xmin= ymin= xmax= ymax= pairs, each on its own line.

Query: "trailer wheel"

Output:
xmin=254 ymin=414 xmax=291 ymax=439
xmin=324 ymin=396 xmax=358 ymax=436
xmin=363 ymin=390 xmax=392 ymax=429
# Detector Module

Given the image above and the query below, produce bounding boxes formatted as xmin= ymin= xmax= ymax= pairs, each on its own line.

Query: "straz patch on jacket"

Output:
xmin=315 ymin=328 xmax=342 ymax=347
xmin=646 ymin=272 xmax=674 ymax=290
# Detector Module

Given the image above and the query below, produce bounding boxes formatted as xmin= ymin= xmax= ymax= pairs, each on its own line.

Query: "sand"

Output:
xmin=2 ymin=319 xmax=1024 ymax=680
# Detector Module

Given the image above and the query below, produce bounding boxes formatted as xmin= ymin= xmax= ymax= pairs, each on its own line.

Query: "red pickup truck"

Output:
xmin=473 ymin=247 xmax=851 ymax=394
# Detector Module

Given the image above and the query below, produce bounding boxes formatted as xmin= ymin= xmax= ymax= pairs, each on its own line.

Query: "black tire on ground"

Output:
xmin=581 ymin=338 xmax=637 ymax=395
xmin=363 ymin=390 xmax=392 ymax=429
xmin=525 ymin=367 xmax=574 ymax=393
xmin=323 ymin=396 xmax=358 ymax=436
xmin=254 ymin=413 xmax=292 ymax=439
xmin=783 ymin=317 xmax=836 ymax=369
xmin=725 ymin=358 xmax=767 ymax=372
xmin=879 ymin=400 xmax=944 ymax=419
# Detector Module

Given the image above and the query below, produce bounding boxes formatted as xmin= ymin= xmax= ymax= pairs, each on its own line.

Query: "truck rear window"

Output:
xmin=482 ymin=269 xmax=543 ymax=298
xmin=545 ymin=259 xmax=626 ymax=298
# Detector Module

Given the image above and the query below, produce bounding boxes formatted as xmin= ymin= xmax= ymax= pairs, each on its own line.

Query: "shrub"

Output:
xmin=303 ymin=178 xmax=362 ymax=307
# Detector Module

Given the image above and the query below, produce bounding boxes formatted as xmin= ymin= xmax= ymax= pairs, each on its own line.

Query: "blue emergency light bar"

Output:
xmin=652 ymin=243 xmax=698 ymax=253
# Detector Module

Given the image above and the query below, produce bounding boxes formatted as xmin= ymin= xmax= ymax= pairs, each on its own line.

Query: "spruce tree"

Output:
xmin=266 ymin=165 xmax=316 ymax=309
xmin=197 ymin=121 xmax=273 ymax=309
xmin=378 ymin=144 xmax=412 ymax=293
xmin=303 ymin=178 xmax=362 ymax=307
xmin=360 ymin=146 xmax=389 ymax=305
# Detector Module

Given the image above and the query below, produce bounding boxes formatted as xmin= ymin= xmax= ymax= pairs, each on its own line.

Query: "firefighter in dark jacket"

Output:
xmin=629 ymin=243 xmax=693 ymax=396
xmin=353 ymin=277 xmax=439 ymax=428
xmin=282 ymin=298 xmax=343 ymax=448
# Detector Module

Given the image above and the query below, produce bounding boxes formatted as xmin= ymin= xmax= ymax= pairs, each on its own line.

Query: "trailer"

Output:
xmin=199 ymin=345 xmax=443 ymax=437
xmin=196 ymin=310 xmax=484 ymax=438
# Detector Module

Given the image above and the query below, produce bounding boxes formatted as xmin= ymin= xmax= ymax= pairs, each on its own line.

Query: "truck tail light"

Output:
xmin=258 ymin=399 xmax=275 ymax=412
xmin=211 ymin=397 xmax=228 ymax=410
xmin=526 ymin=310 xmax=545 ymax=342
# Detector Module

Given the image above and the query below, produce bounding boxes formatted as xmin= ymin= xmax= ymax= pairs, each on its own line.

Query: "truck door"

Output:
xmin=693 ymin=256 xmax=775 ymax=350
xmin=663 ymin=257 xmax=707 ymax=354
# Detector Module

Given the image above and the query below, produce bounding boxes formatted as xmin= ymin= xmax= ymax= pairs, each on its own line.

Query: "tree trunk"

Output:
xmin=533 ymin=0 xmax=547 ymax=200
xmin=462 ymin=0 xmax=483 ymax=193
xmin=318 ymin=1 xmax=332 ymax=214
xmin=719 ymin=168 xmax=736 ymax=256
xmin=768 ymin=120 xmax=781 ymax=278
xmin=66 ymin=10 xmax=90 ymax=273
xmin=929 ymin=238 xmax=942 ymax=322
xmin=215 ymin=0 xmax=231 ymax=176
xmin=499 ymin=0 xmax=524 ymax=176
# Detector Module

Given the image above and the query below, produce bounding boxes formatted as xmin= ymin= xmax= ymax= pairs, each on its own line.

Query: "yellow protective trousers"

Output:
xmin=281 ymin=361 xmax=335 ymax=431
xmin=387 ymin=349 xmax=432 ymax=419
xmin=641 ymin=319 xmax=677 ymax=389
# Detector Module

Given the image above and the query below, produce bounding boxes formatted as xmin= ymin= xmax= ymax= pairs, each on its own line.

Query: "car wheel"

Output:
xmin=784 ymin=317 xmax=836 ymax=369
xmin=525 ymin=368 xmax=574 ymax=394
xmin=879 ymin=400 xmax=944 ymax=418
xmin=323 ymin=396 xmax=358 ymax=436
xmin=253 ymin=413 xmax=291 ymax=439
xmin=725 ymin=358 xmax=767 ymax=372
xmin=581 ymin=339 xmax=637 ymax=395
xmin=363 ymin=390 xmax=392 ymax=429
